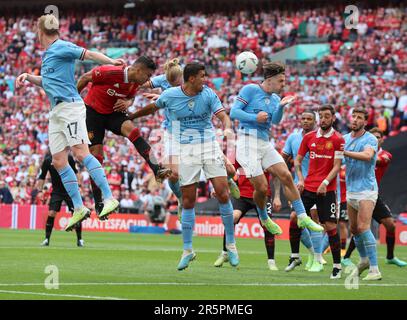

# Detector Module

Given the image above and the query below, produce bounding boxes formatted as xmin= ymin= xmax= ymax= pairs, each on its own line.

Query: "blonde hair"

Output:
xmin=37 ymin=14 xmax=60 ymax=36
xmin=164 ymin=58 xmax=182 ymax=85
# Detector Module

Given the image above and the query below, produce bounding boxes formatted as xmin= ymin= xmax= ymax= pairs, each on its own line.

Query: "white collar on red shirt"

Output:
xmin=316 ymin=127 xmax=334 ymax=138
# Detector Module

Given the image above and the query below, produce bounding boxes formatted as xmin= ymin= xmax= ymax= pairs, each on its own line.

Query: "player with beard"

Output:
xmin=295 ymin=104 xmax=345 ymax=279
xmin=343 ymin=108 xmax=381 ymax=280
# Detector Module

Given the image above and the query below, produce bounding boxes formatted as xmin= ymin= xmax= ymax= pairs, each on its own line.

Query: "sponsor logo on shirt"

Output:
xmin=310 ymin=151 xmax=333 ymax=159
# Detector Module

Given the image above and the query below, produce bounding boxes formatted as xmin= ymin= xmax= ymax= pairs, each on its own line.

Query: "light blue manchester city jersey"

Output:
xmin=344 ymin=131 xmax=378 ymax=193
xmin=41 ymin=39 xmax=86 ymax=108
xmin=155 ymin=85 xmax=224 ymax=144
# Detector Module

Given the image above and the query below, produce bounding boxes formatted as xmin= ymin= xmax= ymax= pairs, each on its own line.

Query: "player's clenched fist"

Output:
xmin=256 ymin=111 xmax=269 ymax=123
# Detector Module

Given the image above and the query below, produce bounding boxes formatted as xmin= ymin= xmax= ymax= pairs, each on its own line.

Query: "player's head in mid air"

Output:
xmin=301 ymin=109 xmax=316 ymax=132
xmin=261 ymin=62 xmax=285 ymax=94
xmin=37 ymin=14 xmax=60 ymax=49
xmin=128 ymin=56 xmax=157 ymax=85
xmin=318 ymin=104 xmax=335 ymax=131
xmin=164 ymin=58 xmax=183 ymax=86
xmin=370 ymin=127 xmax=384 ymax=147
xmin=350 ymin=107 xmax=368 ymax=132
xmin=183 ymin=62 xmax=206 ymax=94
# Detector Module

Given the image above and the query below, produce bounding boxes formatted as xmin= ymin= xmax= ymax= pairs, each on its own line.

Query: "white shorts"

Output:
xmin=347 ymin=191 xmax=378 ymax=211
xmin=48 ymin=101 xmax=90 ymax=155
xmin=163 ymin=130 xmax=180 ymax=156
xmin=236 ymin=134 xmax=284 ymax=178
xmin=178 ymin=140 xmax=226 ymax=187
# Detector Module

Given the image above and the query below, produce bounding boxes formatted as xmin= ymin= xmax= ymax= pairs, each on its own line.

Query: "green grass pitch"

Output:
xmin=0 ymin=229 xmax=406 ymax=300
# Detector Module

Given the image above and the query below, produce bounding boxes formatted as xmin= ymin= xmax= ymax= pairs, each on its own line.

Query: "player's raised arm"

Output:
xmin=83 ymin=50 xmax=124 ymax=66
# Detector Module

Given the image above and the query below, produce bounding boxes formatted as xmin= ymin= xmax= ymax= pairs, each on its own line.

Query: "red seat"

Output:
xmin=400 ymin=126 xmax=407 ymax=132
xmin=389 ymin=130 xmax=399 ymax=137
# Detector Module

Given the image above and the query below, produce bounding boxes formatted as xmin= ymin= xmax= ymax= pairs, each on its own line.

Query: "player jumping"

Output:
xmin=76 ymin=56 xmax=171 ymax=216
xmin=15 ymin=14 xmax=120 ymax=231
xmin=213 ymin=163 xmax=282 ymax=270
xmin=230 ymin=61 xmax=324 ymax=235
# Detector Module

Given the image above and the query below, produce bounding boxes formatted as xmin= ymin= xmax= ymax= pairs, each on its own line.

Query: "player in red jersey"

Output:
xmin=212 ymin=162 xmax=282 ymax=270
xmin=295 ymin=104 xmax=345 ymax=279
xmin=342 ymin=128 xmax=407 ymax=267
xmin=77 ymin=56 xmax=171 ymax=215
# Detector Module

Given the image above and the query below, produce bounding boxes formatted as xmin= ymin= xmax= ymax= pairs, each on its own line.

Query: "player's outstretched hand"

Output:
xmin=142 ymin=92 xmax=160 ymax=101
xmin=280 ymin=95 xmax=296 ymax=107
xmin=113 ymin=99 xmax=131 ymax=113
xmin=16 ymin=73 xmax=28 ymax=88
xmin=112 ymin=58 xmax=125 ymax=66
xmin=256 ymin=111 xmax=269 ymax=123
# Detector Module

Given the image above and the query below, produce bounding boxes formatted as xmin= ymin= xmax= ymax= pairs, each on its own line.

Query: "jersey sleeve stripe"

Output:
xmin=149 ymin=80 xmax=154 ymax=89
xmin=236 ymin=97 xmax=248 ymax=105
xmin=79 ymin=49 xmax=87 ymax=61
xmin=214 ymin=107 xmax=225 ymax=115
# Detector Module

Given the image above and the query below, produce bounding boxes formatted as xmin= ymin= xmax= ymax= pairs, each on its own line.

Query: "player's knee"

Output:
xmin=48 ymin=212 xmax=57 ymax=218
xmin=233 ymin=215 xmax=241 ymax=224
xmin=216 ymin=190 xmax=230 ymax=203
xmin=255 ymin=184 xmax=268 ymax=197
xmin=72 ymin=149 xmax=89 ymax=162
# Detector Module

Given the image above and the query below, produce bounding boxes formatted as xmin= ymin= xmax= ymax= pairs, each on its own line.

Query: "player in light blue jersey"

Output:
xmin=281 ymin=110 xmax=319 ymax=271
xmin=230 ymin=61 xmax=324 ymax=235
xmin=140 ymin=59 xmax=185 ymax=215
xmin=16 ymin=14 xmax=123 ymax=230
xmin=130 ymin=62 xmax=239 ymax=270
xmin=132 ymin=58 xmax=240 ymax=218
xmin=343 ymin=107 xmax=381 ymax=281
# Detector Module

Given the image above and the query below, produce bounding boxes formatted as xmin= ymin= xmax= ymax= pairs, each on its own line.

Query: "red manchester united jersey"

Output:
xmin=298 ymin=128 xmax=345 ymax=192
xmin=234 ymin=162 xmax=272 ymax=198
xmin=84 ymin=65 xmax=139 ymax=114
xmin=375 ymin=148 xmax=392 ymax=185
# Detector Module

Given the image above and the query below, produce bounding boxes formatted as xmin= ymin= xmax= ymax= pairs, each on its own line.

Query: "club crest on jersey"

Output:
xmin=264 ymin=98 xmax=270 ymax=105
xmin=325 ymin=141 xmax=333 ymax=150
xmin=95 ymin=70 xmax=101 ymax=77
xmin=188 ymin=100 xmax=195 ymax=110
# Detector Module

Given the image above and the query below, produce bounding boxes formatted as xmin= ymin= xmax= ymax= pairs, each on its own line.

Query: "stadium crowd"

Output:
xmin=0 ymin=6 xmax=406 ymax=214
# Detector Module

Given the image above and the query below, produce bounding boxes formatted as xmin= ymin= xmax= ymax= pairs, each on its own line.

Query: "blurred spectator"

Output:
xmin=0 ymin=181 xmax=14 ymax=204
